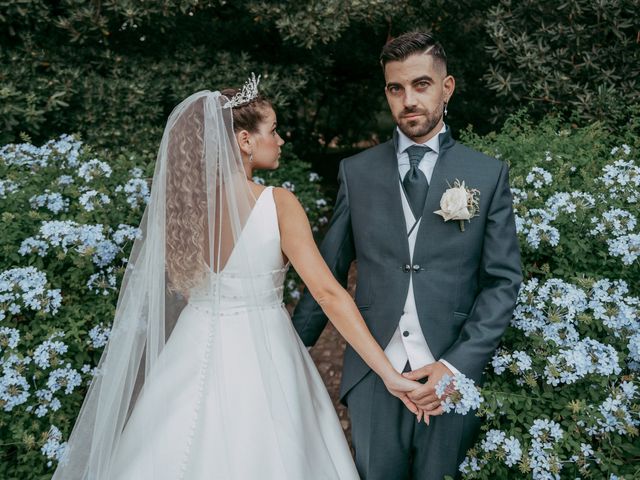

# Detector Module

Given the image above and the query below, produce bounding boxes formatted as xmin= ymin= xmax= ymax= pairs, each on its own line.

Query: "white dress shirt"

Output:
xmin=383 ymin=124 xmax=460 ymax=375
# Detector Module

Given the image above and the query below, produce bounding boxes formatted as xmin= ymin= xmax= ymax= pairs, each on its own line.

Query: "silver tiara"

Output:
xmin=223 ymin=73 xmax=261 ymax=108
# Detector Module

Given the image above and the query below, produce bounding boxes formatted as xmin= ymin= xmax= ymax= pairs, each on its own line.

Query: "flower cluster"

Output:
xmin=88 ymin=324 xmax=111 ymax=348
xmin=0 ymin=179 xmax=20 ymax=199
xmin=588 ymin=279 xmax=638 ymax=335
xmin=19 ymin=220 xmax=138 ymax=268
xmin=598 ymin=148 xmax=639 ymax=203
xmin=544 ymin=338 xmax=621 ymax=386
xmin=115 ymin=167 xmax=149 ymax=208
xmin=29 ymin=190 xmax=70 ymax=214
xmin=0 ymin=267 xmax=62 ymax=321
xmin=86 ymin=267 xmax=118 ymax=296
xmin=0 ymin=326 xmax=20 ymax=351
xmin=33 ymin=332 xmax=68 ymax=369
xmin=435 ymin=373 xmax=484 ymax=415
xmin=0 ymin=134 xmax=82 ymax=170
xmin=78 ymin=189 xmax=111 ymax=212
xmin=491 ymin=349 xmax=533 ymax=385
xmin=459 ymin=429 xmax=524 ymax=475
xmin=580 ymin=382 xmax=640 ymax=438
xmin=0 ymin=354 xmax=31 ymax=411
xmin=607 ymin=234 xmax=640 ymax=265
xmin=77 ymin=159 xmax=112 ymax=182
xmin=516 ymin=208 xmax=560 ymax=249
xmin=528 ymin=419 xmax=564 ymax=479
xmin=511 ymin=278 xmax=587 ymax=346
xmin=40 ymin=425 xmax=68 ymax=468
xmin=510 ymin=146 xmax=639 ymax=266
xmin=590 ymin=208 xmax=639 ymax=265
xmin=525 ymin=167 xmax=553 ymax=190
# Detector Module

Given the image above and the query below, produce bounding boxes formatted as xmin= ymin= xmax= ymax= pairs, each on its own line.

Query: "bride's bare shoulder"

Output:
xmin=272 ymin=186 xmax=300 ymax=207
xmin=272 ymin=187 xmax=307 ymax=223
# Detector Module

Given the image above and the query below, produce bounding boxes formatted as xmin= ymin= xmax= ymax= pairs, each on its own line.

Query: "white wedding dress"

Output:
xmin=108 ymin=186 xmax=360 ymax=479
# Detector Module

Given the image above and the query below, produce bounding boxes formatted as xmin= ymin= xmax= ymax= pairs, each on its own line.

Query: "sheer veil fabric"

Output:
xmin=51 ymin=91 xmax=357 ymax=479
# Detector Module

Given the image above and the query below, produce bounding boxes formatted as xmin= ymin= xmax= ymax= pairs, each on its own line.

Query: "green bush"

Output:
xmin=483 ymin=0 xmax=640 ymax=125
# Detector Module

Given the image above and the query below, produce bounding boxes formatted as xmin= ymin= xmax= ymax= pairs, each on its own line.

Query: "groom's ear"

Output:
xmin=443 ymin=75 xmax=456 ymax=101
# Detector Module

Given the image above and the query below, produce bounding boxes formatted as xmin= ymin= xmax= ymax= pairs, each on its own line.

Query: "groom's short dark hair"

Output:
xmin=380 ymin=32 xmax=447 ymax=74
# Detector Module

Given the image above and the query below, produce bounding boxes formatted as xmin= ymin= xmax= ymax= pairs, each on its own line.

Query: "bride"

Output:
xmin=52 ymin=75 xmax=421 ymax=479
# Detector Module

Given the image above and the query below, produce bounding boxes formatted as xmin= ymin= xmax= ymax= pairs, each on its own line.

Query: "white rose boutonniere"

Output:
xmin=434 ymin=179 xmax=480 ymax=232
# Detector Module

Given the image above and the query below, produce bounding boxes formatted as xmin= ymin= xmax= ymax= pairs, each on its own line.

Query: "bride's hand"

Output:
xmin=383 ymin=372 xmax=423 ymax=415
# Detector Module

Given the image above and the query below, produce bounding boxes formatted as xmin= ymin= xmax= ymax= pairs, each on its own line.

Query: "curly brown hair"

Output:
xmin=165 ymin=98 xmax=209 ymax=295
xmin=165 ymin=90 xmax=273 ymax=295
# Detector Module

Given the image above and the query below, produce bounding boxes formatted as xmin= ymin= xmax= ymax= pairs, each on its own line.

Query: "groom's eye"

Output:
xmin=387 ymin=85 xmax=402 ymax=95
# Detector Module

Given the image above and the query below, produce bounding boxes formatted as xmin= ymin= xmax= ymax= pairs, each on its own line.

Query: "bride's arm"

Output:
xmin=273 ymin=187 xmax=421 ymax=412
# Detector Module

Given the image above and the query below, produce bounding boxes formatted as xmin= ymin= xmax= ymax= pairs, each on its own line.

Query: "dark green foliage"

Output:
xmin=483 ymin=0 xmax=640 ymax=125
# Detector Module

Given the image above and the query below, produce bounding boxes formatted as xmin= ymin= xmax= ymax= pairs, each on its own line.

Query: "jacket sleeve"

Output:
xmin=440 ymin=162 xmax=523 ymax=382
xmin=291 ymin=160 xmax=356 ymax=346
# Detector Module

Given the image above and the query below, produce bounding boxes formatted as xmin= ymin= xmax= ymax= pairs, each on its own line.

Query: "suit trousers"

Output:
xmin=345 ymin=366 xmax=481 ymax=480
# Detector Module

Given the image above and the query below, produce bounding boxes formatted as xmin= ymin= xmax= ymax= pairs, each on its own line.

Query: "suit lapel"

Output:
xmin=375 ymin=136 xmax=411 ymax=262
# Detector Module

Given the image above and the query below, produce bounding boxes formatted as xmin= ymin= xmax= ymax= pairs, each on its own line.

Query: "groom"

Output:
xmin=293 ymin=32 xmax=522 ymax=479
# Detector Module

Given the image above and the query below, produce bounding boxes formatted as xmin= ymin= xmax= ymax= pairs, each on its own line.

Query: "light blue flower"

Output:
xmin=88 ymin=324 xmax=111 ymax=348
xmin=57 ymin=175 xmax=74 ymax=186
xmin=78 ymin=189 xmax=111 ymax=212
xmin=29 ymin=190 xmax=69 ymax=214
xmin=41 ymin=425 xmax=68 ymax=467
xmin=77 ymin=159 xmax=112 ymax=182
xmin=46 ymin=363 xmax=82 ymax=395
xmin=459 ymin=454 xmax=483 ymax=474
xmin=0 ymin=326 xmax=20 ymax=350
xmin=607 ymin=234 xmax=639 ymax=265
xmin=526 ymin=167 xmax=553 ymax=189
xmin=112 ymin=224 xmax=142 ymax=245
xmin=528 ymin=419 xmax=564 ymax=480
xmin=0 ymin=267 xmax=63 ymax=320
xmin=436 ymin=373 xmax=483 ymax=415
xmin=0 ymin=179 xmax=20 ymax=199
xmin=0 ymin=365 xmax=30 ymax=411
xmin=115 ymin=171 xmax=150 ymax=208
xmin=598 ymin=157 xmax=639 ymax=203
xmin=33 ymin=333 xmax=68 ymax=369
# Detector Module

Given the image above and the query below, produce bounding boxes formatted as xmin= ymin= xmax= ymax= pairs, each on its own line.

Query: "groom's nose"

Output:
xmin=403 ymin=88 xmax=418 ymax=109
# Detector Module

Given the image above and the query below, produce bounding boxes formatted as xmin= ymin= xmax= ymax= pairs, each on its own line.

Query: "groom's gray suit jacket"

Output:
xmin=292 ymin=128 xmax=522 ymax=402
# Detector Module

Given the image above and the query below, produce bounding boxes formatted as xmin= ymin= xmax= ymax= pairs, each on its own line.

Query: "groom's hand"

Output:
xmin=402 ymin=361 xmax=452 ymax=416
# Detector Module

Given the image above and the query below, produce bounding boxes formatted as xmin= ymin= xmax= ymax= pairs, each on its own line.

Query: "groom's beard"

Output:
xmin=396 ymin=104 xmax=444 ymax=140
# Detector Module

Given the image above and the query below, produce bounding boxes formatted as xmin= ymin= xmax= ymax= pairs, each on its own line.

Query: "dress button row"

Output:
xmin=402 ymin=264 xmax=422 ymax=272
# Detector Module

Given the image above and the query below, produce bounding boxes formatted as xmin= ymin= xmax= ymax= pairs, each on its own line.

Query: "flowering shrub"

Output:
xmin=446 ymin=116 xmax=640 ymax=479
xmin=0 ymin=135 xmax=330 ymax=477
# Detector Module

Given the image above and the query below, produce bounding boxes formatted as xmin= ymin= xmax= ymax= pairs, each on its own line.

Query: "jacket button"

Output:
xmin=403 ymin=264 xmax=411 ymax=272
xmin=403 ymin=330 xmax=410 ymax=337
xmin=412 ymin=264 xmax=421 ymax=272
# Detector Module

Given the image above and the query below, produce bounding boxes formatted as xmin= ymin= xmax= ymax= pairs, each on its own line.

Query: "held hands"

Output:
xmin=382 ymin=373 xmax=424 ymax=416
xmin=401 ymin=361 xmax=454 ymax=425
